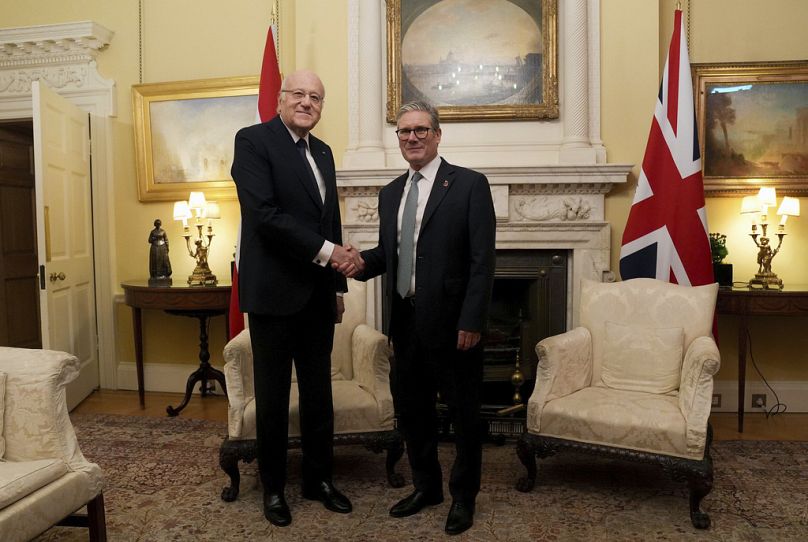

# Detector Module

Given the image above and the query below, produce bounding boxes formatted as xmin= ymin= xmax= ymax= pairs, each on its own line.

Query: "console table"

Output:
xmin=121 ymin=280 xmax=231 ymax=416
xmin=715 ymin=285 xmax=808 ymax=432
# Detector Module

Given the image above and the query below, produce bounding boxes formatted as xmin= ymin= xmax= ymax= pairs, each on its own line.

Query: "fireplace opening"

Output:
xmin=481 ymin=249 xmax=568 ymax=412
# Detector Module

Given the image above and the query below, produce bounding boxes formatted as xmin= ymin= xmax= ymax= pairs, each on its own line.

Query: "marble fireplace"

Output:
xmin=337 ymin=0 xmax=632 ymax=337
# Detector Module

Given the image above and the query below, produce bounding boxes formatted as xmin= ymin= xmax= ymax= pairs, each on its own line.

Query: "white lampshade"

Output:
xmin=204 ymin=201 xmax=221 ymax=219
xmin=777 ymin=196 xmax=800 ymax=217
xmin=740 ymin=195 xmax=761 ymax=215
xmin=757 ymin=187 xmax=777 ymax=208
xmin=188 ymin=191 xmax=207 ymax=211
xmin=172 ymin=201 xmax=192 ymax=221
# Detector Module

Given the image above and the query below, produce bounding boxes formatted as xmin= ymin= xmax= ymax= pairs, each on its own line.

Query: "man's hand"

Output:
xmin=457 ymin=330 xmax=481 ymax=351
xmin=335 ymin=295 xmax=345 ymax=323
xmin=331 ymin=244 xmax=365 ymax=277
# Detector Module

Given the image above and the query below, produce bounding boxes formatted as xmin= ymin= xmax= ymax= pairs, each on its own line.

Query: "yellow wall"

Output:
xmin=2 ymin=0 xmax=806 ymax=386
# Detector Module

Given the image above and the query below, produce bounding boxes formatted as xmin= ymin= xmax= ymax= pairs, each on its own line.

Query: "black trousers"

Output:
xmin=248 ymin=291 xmax=335 ymax=494
xmin=390 ymin=295 xmax=484 ymax=504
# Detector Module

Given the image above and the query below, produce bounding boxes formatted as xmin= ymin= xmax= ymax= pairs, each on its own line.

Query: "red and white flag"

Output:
xmin=229 ymin=24 xmax=282 ymax=338
xmin=619 ymin=9 xmax=713 ymax=287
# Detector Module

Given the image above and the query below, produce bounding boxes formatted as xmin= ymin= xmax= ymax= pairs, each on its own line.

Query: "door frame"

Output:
xmin=0 ymin=22 xmax=117 ymax=389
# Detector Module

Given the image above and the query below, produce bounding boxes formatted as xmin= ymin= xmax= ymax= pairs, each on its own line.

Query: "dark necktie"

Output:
xmin=296 ymin=138 xmax=321 ymax=201
xmin=397 ymin=171 xmax=422 ymax=298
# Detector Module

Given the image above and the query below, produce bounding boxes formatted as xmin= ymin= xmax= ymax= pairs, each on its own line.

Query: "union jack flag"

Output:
xmin=619 ymin=9 xmax=713 ymax=287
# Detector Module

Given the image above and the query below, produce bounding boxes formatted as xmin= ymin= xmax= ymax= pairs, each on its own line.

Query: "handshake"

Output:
xmin=330 ymin=244 xmax=365 ymax=278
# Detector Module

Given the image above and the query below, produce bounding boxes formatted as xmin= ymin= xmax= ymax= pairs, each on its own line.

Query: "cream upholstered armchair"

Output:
xmin=516 ymin=278 xmax=720 ymax=529
xmin=219 ymin=280 xmax=404 ymax=501
xmin=0 ymin=347 xmax=106 ymax=542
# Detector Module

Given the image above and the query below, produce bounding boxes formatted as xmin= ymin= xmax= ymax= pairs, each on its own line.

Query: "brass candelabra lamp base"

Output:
xmin=748 ymin=273 xmax=783 ymax=290
xmin=187 ymin=267 xmax=217 ymax=286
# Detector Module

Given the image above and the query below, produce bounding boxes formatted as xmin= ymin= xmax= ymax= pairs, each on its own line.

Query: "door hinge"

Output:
xmin=39 ymin=264 xmax=46 ymax=289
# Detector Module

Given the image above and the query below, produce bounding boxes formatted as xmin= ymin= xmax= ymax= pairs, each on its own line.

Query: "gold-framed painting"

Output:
xmin=386 ymin=0 xmax=558 ymax=123
xmin=692 ymin=60 xmax=808 ymax=195
xmin=132 ymin=76 xmax=259 ymax=202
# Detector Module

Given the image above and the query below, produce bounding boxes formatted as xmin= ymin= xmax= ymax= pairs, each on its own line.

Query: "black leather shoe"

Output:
xmin=263 ymin=492 xmax=291 ymax=527
xmin=389 ymin=490 xmax=444 ymax=518
xmin=302 ymin=481 xmax=352 ymax=514
xmin=445 ymin=501 xmax=474 ymax=535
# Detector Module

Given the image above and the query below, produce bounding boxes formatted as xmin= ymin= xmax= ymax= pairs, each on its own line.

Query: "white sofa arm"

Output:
xmin=527 ymin=327 xmax=592 ymax=433
xmin=0 ymin=347 xmax=101 ymax=491
xmin=222 ymin=329 xmax=255 ymax=438
xmin=351 ymin=324 xmax=394 ymax=426
xmin=679 ymin=336 xmax=721 ymax=456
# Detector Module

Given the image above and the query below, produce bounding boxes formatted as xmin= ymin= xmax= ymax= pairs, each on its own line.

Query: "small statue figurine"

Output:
xmin=148 ymin=219 xmax=172 ymax=286
xmin=754 ymin=236 xmax=779 ymax=276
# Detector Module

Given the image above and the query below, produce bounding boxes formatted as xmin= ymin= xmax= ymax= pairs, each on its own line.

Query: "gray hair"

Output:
xmin=396 ymin=101 xmax=440 ymax=131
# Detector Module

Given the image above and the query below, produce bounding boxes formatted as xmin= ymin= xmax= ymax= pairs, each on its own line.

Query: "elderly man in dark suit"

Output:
xmin=342 ymin=101 xmax=496 ymax=535
xmin=231 ymin=69 xmax=359 ymax=527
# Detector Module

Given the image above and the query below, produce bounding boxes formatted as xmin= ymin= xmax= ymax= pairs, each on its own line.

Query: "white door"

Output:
xmin=32 ymin=80 xmax=98 ymax=409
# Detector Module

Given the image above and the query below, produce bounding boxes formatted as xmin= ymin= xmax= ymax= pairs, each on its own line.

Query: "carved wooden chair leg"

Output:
xmin=386 ymin=431 xmax=406 ymax=488
xmin=687 ymin=461 xmax=713 ymax=529
xmin=219 ymin=439 xmax=243 ymax=502
xmin=515 ymin=434 xmax=537 ymax=492
xmin=87 ymin=493 xmax=107 ymax=542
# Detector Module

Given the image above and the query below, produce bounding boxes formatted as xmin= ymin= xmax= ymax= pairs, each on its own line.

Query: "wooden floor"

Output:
xmin=72 ymin=390 xmax=808 ymax=441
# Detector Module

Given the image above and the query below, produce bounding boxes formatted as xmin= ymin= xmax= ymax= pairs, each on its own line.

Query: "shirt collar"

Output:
xmin=409 ymin=155 xmax=441 ymax=182
xmin=280 ymin=117 xmax=309 ymax=147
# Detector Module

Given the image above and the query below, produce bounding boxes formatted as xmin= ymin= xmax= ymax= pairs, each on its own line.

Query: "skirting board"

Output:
xmin=117 ymin=362 xmax=225 ymax=394
xmin=711 ymin=380 xmax=808 ymax=413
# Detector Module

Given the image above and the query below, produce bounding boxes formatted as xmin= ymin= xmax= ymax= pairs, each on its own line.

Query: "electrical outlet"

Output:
xmin=711 ymin=394 xmax=721 ymax=408
xmin=752 ymin=394 xmax=766 ymax=408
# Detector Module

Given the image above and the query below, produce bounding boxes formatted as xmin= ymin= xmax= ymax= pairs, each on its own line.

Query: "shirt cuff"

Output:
xmin=313 ymin=240 xmax=335 ymax=267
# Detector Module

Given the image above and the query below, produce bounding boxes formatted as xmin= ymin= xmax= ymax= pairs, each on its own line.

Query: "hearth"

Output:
xmin=482 ymin=249 xmax=567 ymax=410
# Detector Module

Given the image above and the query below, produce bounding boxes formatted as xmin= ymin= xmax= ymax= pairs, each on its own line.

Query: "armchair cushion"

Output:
xmin=602 ymin=321 xmax=683 ymax=394
xmin=539 ymin=386 xmax=691 ymax=458
xmin=0 ymin=459 xmax=67 ymax=509
xmin=0 ymin=372 xmax=5 ymax=458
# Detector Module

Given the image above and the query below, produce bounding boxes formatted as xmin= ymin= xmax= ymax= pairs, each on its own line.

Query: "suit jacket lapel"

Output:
xmin=421 ymin=158 xmax=453 ymax=231
xmin=385 ymin=172 xmax=408 ymax=250
xmin=268 ymin=117 xmax=323 ymax=210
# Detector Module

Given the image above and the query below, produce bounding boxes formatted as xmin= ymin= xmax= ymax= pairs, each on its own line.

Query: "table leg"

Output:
xmin=166 ymin=314 xmax=228 ymax=417
xmin=132 ymin=307 xmax=145 ymax=409
xmin=737 ymin=314 xmax=749 ymax=433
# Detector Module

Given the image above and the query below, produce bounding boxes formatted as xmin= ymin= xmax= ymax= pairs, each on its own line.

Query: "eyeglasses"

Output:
xmin=280 ymin=89 xmax=323 ymax=106
xmin=395 ymin=126 xmax=433 ymax=140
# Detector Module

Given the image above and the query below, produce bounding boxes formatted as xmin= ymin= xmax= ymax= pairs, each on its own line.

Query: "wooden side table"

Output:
xmin=121 ymin=280 xmax=231 ymax=416
xmin=716 ymin=285 xmax=808 ymax=432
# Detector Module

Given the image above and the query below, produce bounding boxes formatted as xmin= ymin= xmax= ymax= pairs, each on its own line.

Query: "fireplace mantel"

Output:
xmin=338 ymin=163 xmax=632 ymax=329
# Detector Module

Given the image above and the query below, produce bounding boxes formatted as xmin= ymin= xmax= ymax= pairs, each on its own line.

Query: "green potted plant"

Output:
xmin=709 ymin=233 xmax=732 ymax=287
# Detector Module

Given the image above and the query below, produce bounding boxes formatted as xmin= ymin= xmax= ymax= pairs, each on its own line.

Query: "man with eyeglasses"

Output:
xmin=231 ymin=69 xmax=358 ymax=527
xmin=340 ymin=101 xmax=496 ymax=535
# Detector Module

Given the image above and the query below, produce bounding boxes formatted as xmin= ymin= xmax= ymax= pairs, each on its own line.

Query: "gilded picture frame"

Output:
xmin=692 ymin=60 xmax=808 ymax=195
xmin=386 ymin=0 xmax=558 ymax=122
xmin=132 ymin=76 xmax=259 ymax=202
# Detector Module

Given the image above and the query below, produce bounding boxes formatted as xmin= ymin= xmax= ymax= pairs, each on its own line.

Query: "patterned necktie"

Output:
xmin=296 ymin=138 xmax=321 ymax=200
xmin=397 ymin=171 xmax=423 ymax=298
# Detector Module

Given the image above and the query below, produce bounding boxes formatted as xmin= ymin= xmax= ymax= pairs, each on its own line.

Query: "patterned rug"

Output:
xmin=35 ymin=414 xmax=808 ymax=541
